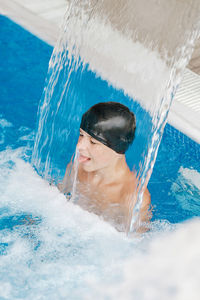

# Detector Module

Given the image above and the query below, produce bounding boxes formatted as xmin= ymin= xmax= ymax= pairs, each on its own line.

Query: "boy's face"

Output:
xmin=76 ymin=129 xmax=119 ymax=172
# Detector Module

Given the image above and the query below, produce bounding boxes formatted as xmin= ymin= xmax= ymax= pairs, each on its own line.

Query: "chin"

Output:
xmin=81 ymin=163 xmax=95 ymax=172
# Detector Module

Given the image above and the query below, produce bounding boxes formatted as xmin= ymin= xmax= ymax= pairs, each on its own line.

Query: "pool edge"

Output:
xmin=0 ymin=0 xmax=58 ymax=46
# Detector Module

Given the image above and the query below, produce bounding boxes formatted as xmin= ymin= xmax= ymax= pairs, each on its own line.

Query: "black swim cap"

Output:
xmin=80 ymin=102 xmax=136 ymax=154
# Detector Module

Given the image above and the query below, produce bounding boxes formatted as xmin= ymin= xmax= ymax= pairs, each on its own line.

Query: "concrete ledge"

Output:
xmin=168 ymin=69 xmax=200 ymax=144
xmin=0 ymin=0 xmax=58 ymax=46
xmin=168 ymin=100 xmax=200 ymax=144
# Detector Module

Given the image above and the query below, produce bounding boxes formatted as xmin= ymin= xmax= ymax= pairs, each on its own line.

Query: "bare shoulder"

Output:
xmin=123 ymin=170 xmax=137 ymax=191
xmin=121 ymin=169 xmax=150 ymax=203
xmin=123 ymin=171 xmax=151 ymax=225
xmin=142 ymin=188 xmax=151 ymax=208
xmin=58 ymin=159 xmax=74 ymax=193
xmin=139 ymin=187 xmax=151 ymax=230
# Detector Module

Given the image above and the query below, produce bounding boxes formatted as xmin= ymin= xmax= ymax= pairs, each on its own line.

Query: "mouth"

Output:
xmin=78 ymin=154 xmax=91 ymax=163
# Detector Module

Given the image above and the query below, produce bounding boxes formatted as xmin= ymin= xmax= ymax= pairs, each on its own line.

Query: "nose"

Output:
xmin=77 ymin=135 xmax=90 ymax=152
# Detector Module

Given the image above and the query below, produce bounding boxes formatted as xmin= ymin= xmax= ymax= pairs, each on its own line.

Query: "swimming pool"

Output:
xmin=0 ymin=16 xmax=200 ymax=300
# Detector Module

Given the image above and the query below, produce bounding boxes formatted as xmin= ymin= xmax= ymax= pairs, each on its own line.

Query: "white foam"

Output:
xmin=0 ymin=117 xmax=13 ymax=128
xmin=170 ymin=167 xmax=200 ymax=214
xmin=86 ymin=219 xmax=200 ymax=300
xmin=179 ymin=167 xmax=200 ymax=190
xmin=0 ymin=148 xmax=199 ymax=299
xmin=0 ymin=282 xmax=12 ymax=299
xmin=0 ymin=117 xmax=13 ymax=145
xmin=0 ymin=156 xmax=134 ymax=298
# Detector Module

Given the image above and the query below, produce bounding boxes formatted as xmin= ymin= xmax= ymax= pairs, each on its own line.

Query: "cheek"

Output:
xmin=76 ymin=138 xmax=81 ymax=150
xmin=92 ymin=146 xmax=115 ymax=165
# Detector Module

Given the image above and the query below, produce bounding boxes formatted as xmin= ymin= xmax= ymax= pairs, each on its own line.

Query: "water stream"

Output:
xmin=31 ymin=0 xmax=200 ymax=232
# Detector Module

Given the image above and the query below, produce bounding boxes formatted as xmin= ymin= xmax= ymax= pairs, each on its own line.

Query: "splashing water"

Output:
xmin=31 ymin=1 xmax=200 ymax=232
xmin=1 ymin=142 xmax=200 ymax=299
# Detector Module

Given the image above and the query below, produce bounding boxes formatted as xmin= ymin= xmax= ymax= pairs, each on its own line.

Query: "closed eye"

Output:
xmin=90 ymin=137 xmax=100 ymax=144
xmin=90 ymin=139 xmax=97 ymax=144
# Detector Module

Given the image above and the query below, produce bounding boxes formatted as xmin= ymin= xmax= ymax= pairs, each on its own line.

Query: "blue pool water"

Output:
xmin=0 ymin=16 xmax=200 ymax=299
xmin=1 ymin=16 xmax=199 ymax=224
xmin=0 ymin=16 xmax=52 ymax=148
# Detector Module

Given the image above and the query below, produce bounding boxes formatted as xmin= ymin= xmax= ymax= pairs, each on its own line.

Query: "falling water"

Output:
xmin=32 ymin=0 xmax=200 ymax=233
